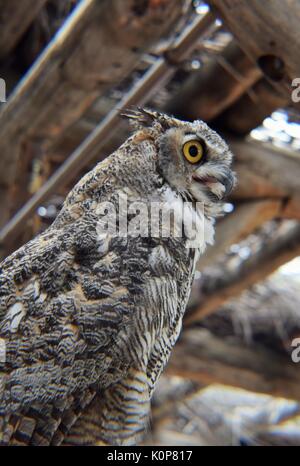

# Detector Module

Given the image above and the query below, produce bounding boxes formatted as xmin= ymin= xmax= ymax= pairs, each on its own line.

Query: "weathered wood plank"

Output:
xmin=283 ymin=199 xmax=300 ymax=221
xmin=208 ymin=0 xmax=300 ymax=95
xmin=0 ymin=0 xmax=187 ymax=224
xmin=0 ymin=0 xmax=47 ymax=60
xmin=167 ymin=328 xmax=300 ymax=402
xmin=167 ymin=40 xmax=262 ymax=121
xmin=188 ymin=221 xmax=300 ymax=322
xmin=231 ymin=138 xmax=300 ymax=202
xmin=198 ymin=199 xmax=282 ymax=270
xmin=218 ymin=79 xmax=288 ymax=135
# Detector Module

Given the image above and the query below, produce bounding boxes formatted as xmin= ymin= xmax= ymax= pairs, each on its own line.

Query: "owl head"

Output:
xmin=123 ymin=108 xmax=236 ymax=210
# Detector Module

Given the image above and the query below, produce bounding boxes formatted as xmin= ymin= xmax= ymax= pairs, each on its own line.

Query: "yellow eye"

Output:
xmin=182 ymin=140 xmax=205 ymax=164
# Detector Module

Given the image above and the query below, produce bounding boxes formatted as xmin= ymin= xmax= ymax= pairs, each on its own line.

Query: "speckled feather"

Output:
xmin=0 ymin=109 xmax=235 ymax=445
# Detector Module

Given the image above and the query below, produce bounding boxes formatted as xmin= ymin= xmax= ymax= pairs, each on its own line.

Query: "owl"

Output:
xmin=0 ymin=109 xmax=235 ymax=445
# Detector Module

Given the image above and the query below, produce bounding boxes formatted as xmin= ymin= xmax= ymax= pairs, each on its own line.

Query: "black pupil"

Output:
xmin=188 ymin=145 xmax=199 ymax=157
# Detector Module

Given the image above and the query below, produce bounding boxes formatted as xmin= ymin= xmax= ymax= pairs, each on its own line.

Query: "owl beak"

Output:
xmin=192 ymin=169 xmax=235 ymax=200
xmin=219 ymin=171 xmax=235 ymax=197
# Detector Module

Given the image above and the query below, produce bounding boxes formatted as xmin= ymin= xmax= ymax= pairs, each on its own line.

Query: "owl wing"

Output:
xmin=0 ymin=227 xmax=192 ymax=445
xmin=0 ymin=212 xmax=136 ymax=444
xmin=63 ymin=241 xmax=195 ymax=446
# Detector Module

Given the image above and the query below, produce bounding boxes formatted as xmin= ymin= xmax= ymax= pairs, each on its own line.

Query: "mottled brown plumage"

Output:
xmin=0 ymin=109 xmax=235 ymax=445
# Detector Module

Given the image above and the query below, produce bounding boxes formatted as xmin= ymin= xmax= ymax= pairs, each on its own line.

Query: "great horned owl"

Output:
xmin=0 ymin=109 xmax=235 ymax=445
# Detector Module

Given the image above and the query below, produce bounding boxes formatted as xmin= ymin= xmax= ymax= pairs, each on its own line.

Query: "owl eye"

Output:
xmin=182 ymin=140 xmax=205 ymax=164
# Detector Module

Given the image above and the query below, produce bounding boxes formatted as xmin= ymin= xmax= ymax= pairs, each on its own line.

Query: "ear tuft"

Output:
xmin=120 ymin=107 xmax=172 ymax=130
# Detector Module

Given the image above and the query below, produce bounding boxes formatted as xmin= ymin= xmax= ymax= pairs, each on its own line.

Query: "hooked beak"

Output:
xmin=192 ymin=169 xmax=235 ymax=200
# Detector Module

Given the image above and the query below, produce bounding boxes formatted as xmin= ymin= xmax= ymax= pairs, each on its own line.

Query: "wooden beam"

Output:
xmin=217 ymin=78 xmax=288 ymax=135
xmin=207 ymin=0 xmax=300 ymax=96
xmin=167 ymin=40 xmax=262 ymax=121
xmin=149 ymin=371 xmax=300 ymax=445
xmin=0 ymin=0 xmax=187 ymax=224
xmin=198 ymin=199 xmax=282 ymax=269
xmin=0 ymin=12 xmax=216 ymax=254
xmin=231 ymin=138 xmax=300 ymax=202
xmin=0 ymin=0 xmax=47 ymax=60
xmin=167 ymin=328 xmax=300 ymax=402
xmin=283 ymin=199 xmax=300 ymax=221
xmin=188 ymin=221 xmax=300 ymax=323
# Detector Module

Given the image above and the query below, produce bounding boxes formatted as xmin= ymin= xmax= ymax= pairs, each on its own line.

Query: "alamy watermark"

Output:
xmin=95 ymin=193 xmax=209 ymax=250
xmin=291 ymin=338 xmax=300 ymax=363
xmin=291 ymin=78 xmax=300 ymax=103
xmin=0 ymin=78 xmax=6 ymax=103
xmin=0 ymin=338 xmax=5 ymax=364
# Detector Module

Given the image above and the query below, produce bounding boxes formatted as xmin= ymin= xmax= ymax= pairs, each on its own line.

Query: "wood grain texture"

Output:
xmin=167 ymin=327 xmax=300 ymax=402
xmin=167 ymin=40 xmax=262 ymax=121
xmin=0 ymin=0 xmax=186 ymax=224
xmin=198 ymin=199 xmax=282 ymax=270
xmin=208 ymin=0 xmax=300 ymax=94
xmin=188 ymin=221 xmax=300 ymax=322
xmin=218 ymin=78 xmax=288 ymax=135
xmin=230 ymin=138 xmax=300 ymax=202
